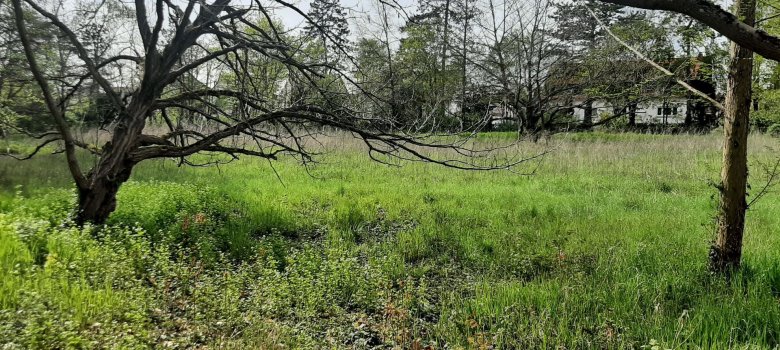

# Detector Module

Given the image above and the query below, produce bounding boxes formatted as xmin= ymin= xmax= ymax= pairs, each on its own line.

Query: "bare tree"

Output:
xmin=471 ymin=0 xmax=621 ymax=136
xmin=7 ymin=0 xmax=529 ymax=225
xmin=471 ymin=0 xmax=567 ymax=135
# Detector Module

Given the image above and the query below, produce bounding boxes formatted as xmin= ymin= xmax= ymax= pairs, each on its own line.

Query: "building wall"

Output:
xmin=572 ymin=98 xmax=689 ymax=125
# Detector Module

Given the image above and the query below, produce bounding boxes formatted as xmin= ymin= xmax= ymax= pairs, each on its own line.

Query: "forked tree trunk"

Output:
xmin=74 ymin=121 xmax=143 ymax=226
xmin=709 ymin=0 xmax=756 ymax=273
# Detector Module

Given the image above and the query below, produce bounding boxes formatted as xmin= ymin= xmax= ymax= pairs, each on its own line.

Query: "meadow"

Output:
xmin=1 ymin=132 xmax=780 ymax=349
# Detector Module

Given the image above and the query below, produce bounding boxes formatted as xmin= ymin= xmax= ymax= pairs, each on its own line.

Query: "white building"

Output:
xmin=572 ymin=97 xmax=691 ymax=125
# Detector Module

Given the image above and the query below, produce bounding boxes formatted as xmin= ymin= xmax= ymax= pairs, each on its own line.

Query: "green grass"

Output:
xmin=1 ymin=131 xmax=780 ymax=349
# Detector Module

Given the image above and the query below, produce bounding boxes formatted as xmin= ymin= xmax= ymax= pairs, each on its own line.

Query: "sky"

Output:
xmin=273 ymin=0 xmax=417 ymax=36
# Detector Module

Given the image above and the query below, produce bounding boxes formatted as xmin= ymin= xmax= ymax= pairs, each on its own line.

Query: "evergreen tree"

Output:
xmin=304 ymin=0 xmax=350 ymax=64
xmin=550 ymin=0 xmax=624 ymax=49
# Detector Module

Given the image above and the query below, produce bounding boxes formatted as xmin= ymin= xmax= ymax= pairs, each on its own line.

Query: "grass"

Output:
xmin=1 ymin=131 xmax=780 ymax=349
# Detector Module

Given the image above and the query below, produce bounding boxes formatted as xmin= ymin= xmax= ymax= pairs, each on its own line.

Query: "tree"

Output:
xmin=304 ymin=0 xmax=351 ymax=67
xmin=7 ymin=0 xmax=528 ymax=225
xmin=471 ymin=0 xmax=604 ymax=136
xmin=396 ymin=15 xmax=459 ymax=129
xmin=417 ymin=0 xmax=454 ymax=71
xmin=353 ymin=1 xmax=401 ymax=125
xmin=710 ymin=0 xmax=756 ymax=272
xmin=551 ymin=0 xmax=624 ymax=50
xmin=0 ymin=1 xmax=57 ymax=135
xmin=595 ymin=0 xmax=766 ymax=272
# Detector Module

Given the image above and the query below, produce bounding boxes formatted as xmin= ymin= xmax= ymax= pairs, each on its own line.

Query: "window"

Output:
xmin=657 ymin=104 xmax=679 ymax=116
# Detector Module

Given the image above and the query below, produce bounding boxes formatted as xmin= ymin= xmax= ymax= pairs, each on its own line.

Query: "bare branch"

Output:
xmin=598 ymin=0 xmax=780 ymax=62
xmin=586 ymin=6 xmax=724 ymax=111
xmin=11 ymin=0 xmax=88 ymax=188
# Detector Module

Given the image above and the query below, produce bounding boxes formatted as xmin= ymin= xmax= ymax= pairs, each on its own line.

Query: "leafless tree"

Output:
xmin=470 ymin=0 xmax=566 ymax=135
xmin=7 ymin=0 xmax=531 ymax=225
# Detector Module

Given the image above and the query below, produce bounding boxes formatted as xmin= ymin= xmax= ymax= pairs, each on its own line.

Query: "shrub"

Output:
xmin=753 ymin=90 xmax=780 ymax=131
xmin=768 ymin=123 xmax=780 ymax=137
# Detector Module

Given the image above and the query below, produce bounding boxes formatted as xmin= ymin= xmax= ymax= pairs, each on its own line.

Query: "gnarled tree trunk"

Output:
xmin=709 ymin=0 xmax=756 ymax=273
xmin=74 ymin=109 xmax=148 ymax=225
xmin=75 ymin=165 xmax=134 ymax=225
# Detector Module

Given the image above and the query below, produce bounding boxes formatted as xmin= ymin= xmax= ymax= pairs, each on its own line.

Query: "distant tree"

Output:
xmin=550 ymin=0 xmax=627 ymax=127
xmin=551 ymin=0 xmax=624 ymax=49
xmin=304 ymin=0 xmax=351 ymax=67
xmin=471 ymin=0 xmax=591 ymax=136
xmin=417 ymin=0 xmax=453 ymax=71
xmin=0 ymin=2 xmax=57 ymax=134
xmin=396 ymin=20 xmax=454 ymax=128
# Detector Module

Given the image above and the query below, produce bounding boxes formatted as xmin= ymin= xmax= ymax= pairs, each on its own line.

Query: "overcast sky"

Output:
xmin=273 ymin=0 xmax=416 ymax=34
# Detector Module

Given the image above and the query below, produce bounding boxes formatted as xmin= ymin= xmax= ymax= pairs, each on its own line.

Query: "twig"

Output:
xmin=747 ymin=149 xmax=780 ymax=208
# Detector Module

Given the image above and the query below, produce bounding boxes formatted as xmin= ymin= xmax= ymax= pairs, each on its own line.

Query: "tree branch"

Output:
xmin=11 ymin=0 xmax=88 ymax=188
xmin=598 ymin=0 xmax=780 ymax=62
xmin=585 ymin=6 xmax=724 ymax=111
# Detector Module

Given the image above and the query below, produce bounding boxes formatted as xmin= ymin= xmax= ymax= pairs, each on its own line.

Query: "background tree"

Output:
xmin=304 ymin=0 xmax=351 ymax=68
xmin=0 ymin=2 xmax=57 ymax=135
xmin=550 ymin=0 xmax=627 ymax=127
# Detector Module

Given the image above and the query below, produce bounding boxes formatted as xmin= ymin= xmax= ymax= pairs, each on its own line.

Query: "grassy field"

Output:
xmin=1 ymin=132 xmax=780 ymax=349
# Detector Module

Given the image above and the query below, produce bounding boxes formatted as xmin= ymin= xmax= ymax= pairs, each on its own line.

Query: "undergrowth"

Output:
xmin=1 ymin=132 xmax=780 ymax=349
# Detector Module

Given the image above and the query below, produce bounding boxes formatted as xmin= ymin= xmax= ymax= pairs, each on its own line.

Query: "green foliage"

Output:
xmin=73 ymin=93 xmax=119 ymax=127
xmin=754 ymin=90 xmax=780 ymax=131
xmin=393 ymin=22 xmax=461 ymax=129
xmin=768 ymin=123 xmax=780 ymax=137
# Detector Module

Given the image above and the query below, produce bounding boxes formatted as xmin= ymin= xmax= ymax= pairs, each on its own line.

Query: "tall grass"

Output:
xmin=1 ymin=131 xmax=779 ymax=348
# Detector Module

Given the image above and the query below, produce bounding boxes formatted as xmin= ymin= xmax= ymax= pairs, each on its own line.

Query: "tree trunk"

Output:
xmin=461 ymin=0 xmax=469 ymax=121
xmin=685 ymin=100 xmax=693 ymax=126
xmin=75 ymin=146 xmax=137 ymax=225
xmin=441 ymin=0 xmax=452 ymax=72
xmin=628 ymin=103 xmax=637 ymax=127
xmin=76 ymin=182 xmax=120 ymax=226
xmin=583 ymin=101 xmax=594 ymax=127
xmin=710 ymin=0 xmax=756 ymax=273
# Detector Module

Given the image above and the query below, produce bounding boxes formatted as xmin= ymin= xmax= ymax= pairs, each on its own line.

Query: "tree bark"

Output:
xmin=710 ymin=0 xmax=756 ymax=273
xmin=75 ymin=151 xmax=137 ymax=225
xmin=76 ymin=177 xmax=124 ymax=225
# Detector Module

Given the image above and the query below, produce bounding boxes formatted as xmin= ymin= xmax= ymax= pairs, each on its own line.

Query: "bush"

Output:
xmin=491 ymin=120 xmax=519 ymax=132
xmin=753 ymin=90 xmax=780 ymax=131
xmin=768 ymin=123 xmax=780 ymax=137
